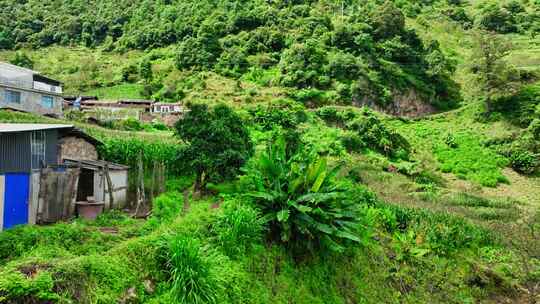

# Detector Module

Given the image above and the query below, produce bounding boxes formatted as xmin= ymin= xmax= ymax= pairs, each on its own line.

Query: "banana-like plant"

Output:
xmin=248 ymin=136 xmax=361 ymax=253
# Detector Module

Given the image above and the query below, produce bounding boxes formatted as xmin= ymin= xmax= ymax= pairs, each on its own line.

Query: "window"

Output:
xmin=42 ymin=95 xmax=54 ymax=108
xmin=31 ymin=130 xmax=46 ymax=169
xmin=5 ymin=90 xmax=21 ymax=104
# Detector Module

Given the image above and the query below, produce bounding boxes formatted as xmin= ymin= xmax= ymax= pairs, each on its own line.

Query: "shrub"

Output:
xmin=509 ymin=149 xmax=539 ymax=175
xmin=316 ymin=106 xmax=358 ymax=126
xmin=291 ymin=88 xmax=329 ymax=107
xmin=212 ymin=201 xmax=263 ymax=257
xmin=248 ymin=99 xmax=307 ymax=130
xmin=10 ymin=51 xmax=34 ymax=69
xmin=245 ymin=136 xmax=364 ymax=254
xmin=279 ymin=40 xmax=328 ymax=89
xmin=340 ymin=132 xmax=365 ymax=153
xmin=345 ymin=108 xmax=411 ymax=159
xmin=150 ymin=192 xmax=184 ymax=225
xmin=115 ymin=117 xmax=144 ymax=131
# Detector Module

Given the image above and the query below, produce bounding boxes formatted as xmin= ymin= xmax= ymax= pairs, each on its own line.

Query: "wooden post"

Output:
xmin=150 ymin=161 xmax=156 ymax=206
xmin=104 ymin=163 xmax=114 ymax=210
xmin=160 ymin=161 xmax=166 ymax=194
xmin=68 ymin=167 xmax=80 ymax=218
xmin=134 ymin=152 xmax=145 ymax=217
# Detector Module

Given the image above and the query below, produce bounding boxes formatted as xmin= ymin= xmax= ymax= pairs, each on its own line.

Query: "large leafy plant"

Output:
xmin=247 ymin=136 xmax=362 ymax=253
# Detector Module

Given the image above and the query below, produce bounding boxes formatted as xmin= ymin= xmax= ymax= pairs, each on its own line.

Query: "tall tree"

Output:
xmin=175 ymin=103 xmax=253 ymax=193
xmin=470 ymin=30 xmax=522 ymax=113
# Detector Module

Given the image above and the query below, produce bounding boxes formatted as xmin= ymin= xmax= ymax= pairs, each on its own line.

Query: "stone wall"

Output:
xmin=59 ymin=136 xmax=98 ymax=162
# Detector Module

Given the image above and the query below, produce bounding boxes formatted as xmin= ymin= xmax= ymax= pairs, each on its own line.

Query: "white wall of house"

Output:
xmin=153 ymin=104 xmax=182 ymax=113
xmin=33 ymin=81 xmax=63 ymax=94
xmin=94 ymin=170 xmax=128 ymax=209
xmin=0 ymin=85 xmax=63 ymax=116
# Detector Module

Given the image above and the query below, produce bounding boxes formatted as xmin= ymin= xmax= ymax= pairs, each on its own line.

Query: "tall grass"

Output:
xmin=162 ymin=235 xmax=220 ymax=304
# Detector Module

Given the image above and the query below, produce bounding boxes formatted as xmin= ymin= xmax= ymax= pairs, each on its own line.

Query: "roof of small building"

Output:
xmin=63 ymin=158 xmax=129 ymax=171
xmin=0 ymin=62 xmax=62 ymax=85
xmin=0 ymin=123 xmax=73 ymax=133
xmin=153 ymin=102 xmax=182 ymax=105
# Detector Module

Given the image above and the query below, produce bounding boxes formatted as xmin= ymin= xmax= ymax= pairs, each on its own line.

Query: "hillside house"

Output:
xmin=0 ymin=124 xmax=128 ymax=230
xmin=152 ymin=102 xmax=183 ymax=114
xmin=64 ymin=98 xmax=153 ymax=120
xmin=0 ymin=62 xmax=64 ymax=117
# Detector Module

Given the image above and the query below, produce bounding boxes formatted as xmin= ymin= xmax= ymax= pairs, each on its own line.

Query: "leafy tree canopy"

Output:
xmin=175 ymin=103 xmax=254 ymax=191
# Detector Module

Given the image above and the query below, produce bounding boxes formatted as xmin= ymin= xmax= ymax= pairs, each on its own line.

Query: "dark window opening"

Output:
xmin=76 ymin=168 xmax=95 ymax=201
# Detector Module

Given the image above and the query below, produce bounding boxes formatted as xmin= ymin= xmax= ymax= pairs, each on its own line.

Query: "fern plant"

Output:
xmin=247 ymin=136 xmax=362 ymax=253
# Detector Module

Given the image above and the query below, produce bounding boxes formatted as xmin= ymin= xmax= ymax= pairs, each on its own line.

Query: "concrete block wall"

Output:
xmin=0 ymin=85 xmax=63 ymax=116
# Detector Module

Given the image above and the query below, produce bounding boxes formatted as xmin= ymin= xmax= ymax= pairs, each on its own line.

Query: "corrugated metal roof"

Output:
xmin=0 ymin=123 xmax=73 ymax=133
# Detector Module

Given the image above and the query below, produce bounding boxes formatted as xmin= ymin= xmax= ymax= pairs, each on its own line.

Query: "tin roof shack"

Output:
xmin=64 ymin=159 xmax=129 ymax=211
xmin=0 ymin=62 xmax=63 ymax=117
xmin=0 ymin=123 xmax=129 ymax=230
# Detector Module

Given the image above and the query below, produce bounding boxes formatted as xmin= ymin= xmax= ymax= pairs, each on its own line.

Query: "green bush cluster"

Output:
xmin=0 ymin=187 xmax=518 ymax=304
xmin=435 ymin=132 xmax=509 ymax=187
xmin=0 ymin=223 xmax=122 ymax=263
xmin=317 ymin=106 xmax=411 ymax=160
xmin=476 ymin=0 xmax=540 ymax=35
xmin=248 ymin=99 xmax=308 ymax=131
xmin=487 ymin=84 xmax=540 ymax=175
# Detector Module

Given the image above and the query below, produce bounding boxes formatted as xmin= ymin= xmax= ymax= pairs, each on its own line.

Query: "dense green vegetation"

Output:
xmin=1 ymin=0 xmax=540 ymax=303
xmin=0 ymin=0 xmax=464 ymax=109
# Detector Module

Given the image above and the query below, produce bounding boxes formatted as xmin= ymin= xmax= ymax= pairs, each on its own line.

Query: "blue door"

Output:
xmin=3 ymin=173 xmax=30 ymax=229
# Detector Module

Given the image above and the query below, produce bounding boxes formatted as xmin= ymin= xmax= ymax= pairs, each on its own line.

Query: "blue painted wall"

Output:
xmin=3 ymin=173 xmax=29 ymax=229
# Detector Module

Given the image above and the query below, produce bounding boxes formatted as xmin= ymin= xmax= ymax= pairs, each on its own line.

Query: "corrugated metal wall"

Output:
xmin=0 ymin=130 xmax=59 ymax=174
xmin=0 ymin=132 xmax=31 ymax=173
xmin=45 ymin=130 xmax=58 ymax=165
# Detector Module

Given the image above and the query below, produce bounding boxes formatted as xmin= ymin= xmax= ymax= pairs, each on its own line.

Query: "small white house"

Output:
xmin=152 ymin=102 xmax=183 ymax=114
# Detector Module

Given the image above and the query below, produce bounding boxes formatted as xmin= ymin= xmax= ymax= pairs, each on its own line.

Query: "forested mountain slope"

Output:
xmin=0 ymin=0 xmax=466 ymax=113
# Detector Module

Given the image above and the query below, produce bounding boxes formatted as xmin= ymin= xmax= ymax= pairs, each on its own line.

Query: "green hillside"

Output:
xmin=0 ymin=0 xmax=539 ymax=303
